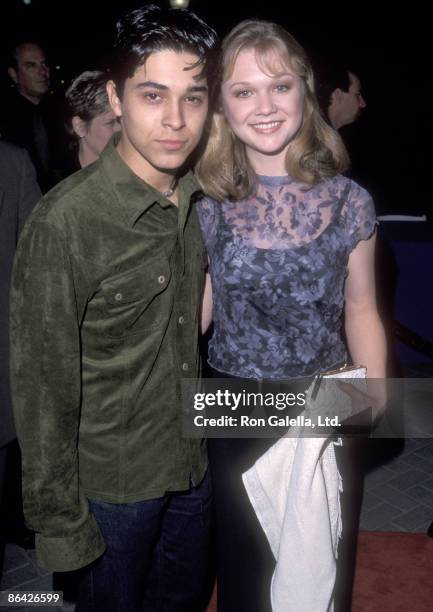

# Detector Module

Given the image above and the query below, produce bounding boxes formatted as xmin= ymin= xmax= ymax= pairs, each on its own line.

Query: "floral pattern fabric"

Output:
xmin=197 ymin=174 xmax=377 ymax=379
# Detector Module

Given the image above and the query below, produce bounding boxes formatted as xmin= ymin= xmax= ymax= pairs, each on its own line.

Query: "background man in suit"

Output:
xmin=1 ymin=41 xmax=63 ymax=192
xmin=316 ymin=64 xmax=367 ymax=130
xmin=0 ymin=140 xmax=41 ymax=583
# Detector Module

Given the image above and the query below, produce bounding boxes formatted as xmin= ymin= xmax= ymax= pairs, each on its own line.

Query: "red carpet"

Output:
xmin=206 ymin=531 xmax=433 ymax=611
xmin=352 ymin=531 xmax=433 ymax=611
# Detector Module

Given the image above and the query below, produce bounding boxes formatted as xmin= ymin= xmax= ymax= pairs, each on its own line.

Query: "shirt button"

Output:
xmin=181 ymin=362 xmax=189 ymax=371
xmin=157 ymin=275 xmax=166 ymax=284
xmin=114 ymin=292 xmax=123 ymax=302
xmin=178 ymin=316 xmax=185 ymax=325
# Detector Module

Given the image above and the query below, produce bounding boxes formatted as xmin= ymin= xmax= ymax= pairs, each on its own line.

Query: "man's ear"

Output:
xmin=331 ymin=88 xmax=343 ymax=104
xmin=106 ymin=80 xmax=122 ymax=118
xmin=8 ymin=67 xmax=18 ymax=85
xmin=71 ymin=116 xmax=87 ymax=138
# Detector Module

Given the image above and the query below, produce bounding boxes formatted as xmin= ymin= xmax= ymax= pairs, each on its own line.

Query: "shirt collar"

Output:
xmin=98 ymin=133 xmax=202 ymax=227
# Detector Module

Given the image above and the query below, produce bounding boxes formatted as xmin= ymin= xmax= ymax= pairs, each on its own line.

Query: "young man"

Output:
xmin=10 ymin=5 xmax=217 ymax=611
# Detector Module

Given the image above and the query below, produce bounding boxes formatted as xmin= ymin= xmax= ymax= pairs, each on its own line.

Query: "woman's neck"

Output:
xmin=78 ymin=145 xmax=98 ymax=169
xmin=247 ymin=149 xmax=288 ymax=177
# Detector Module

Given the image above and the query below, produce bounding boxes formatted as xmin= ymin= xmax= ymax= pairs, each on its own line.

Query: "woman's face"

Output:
xmin=81 ymin=109 xmax=120 ymax=159
xmin=221 ymin=47 xmax=304 ymax=175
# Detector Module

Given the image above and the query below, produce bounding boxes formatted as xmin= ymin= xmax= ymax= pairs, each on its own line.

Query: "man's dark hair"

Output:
xmin=314 ymin=61 xmax=354 ymax=114
xmin=111 ymin=4 xmax=218 ymax=98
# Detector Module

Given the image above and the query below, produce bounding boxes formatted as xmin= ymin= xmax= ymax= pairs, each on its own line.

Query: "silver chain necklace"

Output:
xmin=161 ymin=187 xmax=175 ymax=198
xmin=161 ymin=180 xmax=177 ymax=198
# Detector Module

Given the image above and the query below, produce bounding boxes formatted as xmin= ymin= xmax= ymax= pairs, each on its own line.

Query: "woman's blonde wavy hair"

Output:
xmin=196 ymin=19 xmax=350 ymax=201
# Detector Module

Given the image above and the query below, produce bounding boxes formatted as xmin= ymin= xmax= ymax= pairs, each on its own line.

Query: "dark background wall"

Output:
xmin=1 ymin=0 xmax=431 ymax=214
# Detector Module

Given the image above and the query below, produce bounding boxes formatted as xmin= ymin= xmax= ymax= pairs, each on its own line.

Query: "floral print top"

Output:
xmin=197 ymin=174 xmax=377 ymax=379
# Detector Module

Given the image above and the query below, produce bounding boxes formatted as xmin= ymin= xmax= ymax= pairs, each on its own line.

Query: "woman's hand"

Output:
xmin=337 ymin=380 xmax=387 ymax=426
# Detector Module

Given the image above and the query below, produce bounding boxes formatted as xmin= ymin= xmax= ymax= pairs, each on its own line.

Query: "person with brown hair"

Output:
xmin=64 ymin=71 xmax=120 ymax=171
xmin=196 ymin=19 xmax=386 ymax=611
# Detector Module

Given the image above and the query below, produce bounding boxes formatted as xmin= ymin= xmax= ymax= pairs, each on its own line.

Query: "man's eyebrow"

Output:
xmin=135 ymin=81 xmax=168 ymax=90
xmin=187 ymin=85 xmax=208 ymax=93
xmin=134 ymin=82 xmax=208 ymax=93
xmin=23 ymin=59 xmax=47 ymax=65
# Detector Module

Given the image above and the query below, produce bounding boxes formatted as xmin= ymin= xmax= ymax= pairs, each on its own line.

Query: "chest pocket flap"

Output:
xmin=100 ymin=256 xmax=172 ymax=337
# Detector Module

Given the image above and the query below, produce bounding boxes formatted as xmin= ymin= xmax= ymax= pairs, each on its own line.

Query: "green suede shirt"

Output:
xmin=10 ymin=136 xmax=208 ymax=572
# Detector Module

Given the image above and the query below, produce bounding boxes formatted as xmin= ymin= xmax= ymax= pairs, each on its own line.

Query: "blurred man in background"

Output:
xmin=1 ymin=41 xmax=63 ymax=192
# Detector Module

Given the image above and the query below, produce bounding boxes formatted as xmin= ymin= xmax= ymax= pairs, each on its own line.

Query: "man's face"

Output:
xmin=338 ymin=72 xmax=366 ymax=126
xmin=107 ymin=50 xmax=209 ymax=186
xmin=9 ymin=43 xmax=50 ymax=103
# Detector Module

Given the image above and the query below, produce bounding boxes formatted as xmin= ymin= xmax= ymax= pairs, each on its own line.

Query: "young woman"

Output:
xmin=196 ymin=19 xmax=386 ymax=612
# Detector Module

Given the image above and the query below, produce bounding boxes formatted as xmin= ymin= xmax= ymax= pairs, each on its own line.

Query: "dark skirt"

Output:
xmin=207 ymin=366 xmax=309 ymax=612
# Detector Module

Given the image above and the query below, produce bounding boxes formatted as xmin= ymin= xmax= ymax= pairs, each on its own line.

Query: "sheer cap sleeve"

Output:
xmin=196 ymin=197 xmax=219 ymax=252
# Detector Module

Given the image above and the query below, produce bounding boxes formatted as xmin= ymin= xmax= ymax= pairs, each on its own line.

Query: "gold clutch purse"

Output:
xmin=310 ymin=363 xmax=367 ymax=400
xmin=306 ymin=363 xmax=368 ymax=424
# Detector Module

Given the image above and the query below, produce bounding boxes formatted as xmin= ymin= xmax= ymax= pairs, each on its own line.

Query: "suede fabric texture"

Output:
xmin=10 ymin=135 xmax=208 ymax=571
